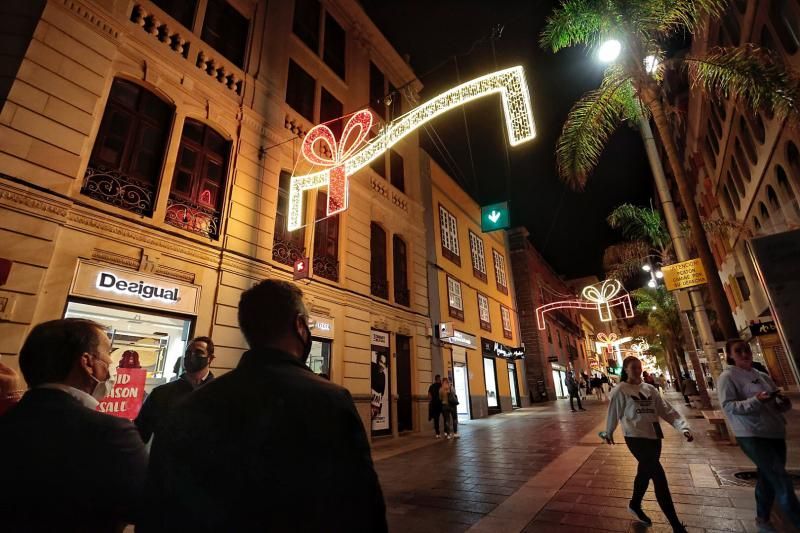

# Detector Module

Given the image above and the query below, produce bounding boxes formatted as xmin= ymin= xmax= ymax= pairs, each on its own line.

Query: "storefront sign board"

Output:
xmin=309 ymin=315 xmax=334 ymax=339
xmin=97 ymin=367 xmax=147 ymax=420
xmin=662 ymin=258 xmax=707 ymax=291
xmin=441 ymin=329 xmax=477 ymax=350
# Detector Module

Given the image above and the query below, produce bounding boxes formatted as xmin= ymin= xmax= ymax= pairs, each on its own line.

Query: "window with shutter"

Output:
xmin=501 ymin=306 xmax=512 ymax=339
xmin=370 ymin=222 xmax=388 ymax=299
xmin=393 ymin=235 xmax=410 ymax=306
xmin=439 ymin=205 xmax=460 ymax=265
xmin=313 ymin=191 xmax=339 ymax=281
xmin=493 ymin=249 xmax=508 ymax=294
xmin=272 ymin=170 xmax=306 ymax=266
xmin=477 ymin=293 xmax=491 ymax=331
xmin=447 ymin=276 xmax=464 ymax=321
xmin=469 ymin=231 xmax=487 ymax=282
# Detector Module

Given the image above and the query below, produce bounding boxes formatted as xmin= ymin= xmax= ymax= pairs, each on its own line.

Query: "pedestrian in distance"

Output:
xmin=428 ymin=373 xmax=443 ymax=438
xmin=591 ymin=374 xmax=603 ymax=401
xmin=440 ymin=377 xmax=460 ymax=439
xmin=577 ymin=372 xmax=587 ymax=401
xmin=718 ymin=339 xmax=800 ymax=532
xmin=681 ymin=375 xmax=698 ymax=406
xmin=141 ymin=279 xmax=387 ymax=532
xmin=601 ymin=355 xmax=693 ymax=533
xmin=565 ymin=370 xmax=586 ymax=412
xmin=599 ymin=373 xmax=610 ymax=401
xmin=135 ymin=336 xmax=215 ymax=444
xmin=707 ymin=374 xmax=714 ymax=391
xmin=0 ymin=318 xmax=148 ymax=532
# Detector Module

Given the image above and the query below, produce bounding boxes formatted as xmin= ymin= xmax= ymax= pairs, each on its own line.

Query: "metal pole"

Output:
xmin=639 ymin=118 xmax=722 ymax=397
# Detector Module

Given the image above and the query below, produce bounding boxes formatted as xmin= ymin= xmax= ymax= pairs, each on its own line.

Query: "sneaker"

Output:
xmin=627 ymin=505 xmax=652 ymax=526
xmin=756 ymin=517 xmax=777 ymax=532
xmin=446 ymin=433 xmax=452 ymax=440
xmin=453 ymin=433 xmax=460 ymax=439
xmin=435 ymin=434 xmax=441 ymax=439
xmin=579 ymin=407 xmax=587 ymax=411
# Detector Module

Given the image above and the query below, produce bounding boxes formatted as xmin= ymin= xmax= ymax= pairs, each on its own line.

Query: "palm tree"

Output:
xmin=540 ymin=0 xmax=800 ymax=340
xmin=603 ymin=203 xmax=672 ymax=280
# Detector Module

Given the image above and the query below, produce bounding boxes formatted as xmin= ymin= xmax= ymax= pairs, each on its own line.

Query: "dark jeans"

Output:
xmin=737 ymin=437 xmax=800 ymax=526
xmin=442 ymin=406 xmax=458 ymax=434
xmin=569 ymin=391 xmax=583 ymax=411
xmin=430 ymin=404 xmax=442 ymax=435
xmin=625 ymin=437 xmax=682 ymax=527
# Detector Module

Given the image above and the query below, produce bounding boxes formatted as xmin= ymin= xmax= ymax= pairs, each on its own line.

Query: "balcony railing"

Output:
xmin=371 ymin=278 xmax=389 ymax=299
xmin=272 ymin=238 xmax=305 ymax=267
xmin=394 ymin=286 xmax=410 ymax=307
xmin=165 ymin=194 xmax=220 ymax=239
xmin=313 ymin=254 xmax=339 ymax=282
xmin=81 ymin=166 xmax=156 ymax=216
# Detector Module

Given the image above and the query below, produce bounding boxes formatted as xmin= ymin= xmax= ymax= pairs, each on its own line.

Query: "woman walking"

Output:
xmin=439 ymin=377 xmax=460 ymax=439
xmin=602 ymin=356 xmax=693 ymax=532
xmin=718 ymin=339 xmax=800 ymax=532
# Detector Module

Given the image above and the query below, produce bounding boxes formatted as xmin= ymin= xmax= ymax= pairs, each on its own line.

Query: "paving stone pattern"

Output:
xmin=373 ymin=392 xmax=800 ymax=533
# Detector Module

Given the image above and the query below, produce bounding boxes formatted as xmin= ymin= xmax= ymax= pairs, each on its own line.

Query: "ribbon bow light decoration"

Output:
xmin=630 ymin=338 xmax=650 ymax=354
xmin=596 ymin=332 xmax=618 ymax=346
xmin=287 ymin=65 xmax=536 ymax=231
xmin=535 ymin=279 xmax=634 ymax=330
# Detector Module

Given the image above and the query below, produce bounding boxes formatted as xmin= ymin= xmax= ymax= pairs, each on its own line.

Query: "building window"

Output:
xmin=286 ymin=60 xmax=315 ymax=122
xmin=313 ymin=191 xmax=339 ymax=281
xmin=557 ymin=330 xmax=562 ymax=348
xmin=369 ymin=62 xmax=385 ymax=119
xmin=370 ymin=152 xmax=386 ymax=178
xmin=547 ymin=324 xmax=552 ymax=344
xmin=477 ymin=293 xmax=491 ymax=331
xmin=736 ymin=275 xmax=751 ymax=301
xmin=469 ymin=231 xmax=488 ymax=282
xmin=370 ymin=222 xmax=389 ymax=299
xmin=777 ymin=164 xmax=800 ymax=216
xmin=151 ymin=0 xmax=198 ymax=28
xmin=770 ymin=0 xmax=800 ymax=55
xmin=439 ymin=205 xmax=460 ymax=265
xmin=389 ymin=149 xmax=405 ymax=192
xmin=393 ymin=235 xmax=410 ymax=306
xmin=273 ymin=170 xmax=306 ymax=267
xmin=501 ymin=306 xmax=512 ymax=339
xmin=753 ymin=216 xmax=762 ymax=231
xmin=292 ymin=0 xmax=346 ymax=80
xmin=739 ymin=122 xmax=758 ymax=165
xmin=722 ymin=184 xmax=737 ymax=216
xmin=320 ymin=87 xmax=343 ymax=137
xmin=165 ymin=119 xmax=229 ymax=239
xmin=493 ymin=250 xmax=508 ymax=294
xmin=201 ymin=0 xmax=249 ymax=68
xmin=768 ymin=185 xmax=781 ymax=210
xmin=707 ymin=127 xmax=719 ymax=155
xmin=447 ymin=276 xmax=464 ymax=321
xmin=83 ymin=79 xmax=173 ymax=216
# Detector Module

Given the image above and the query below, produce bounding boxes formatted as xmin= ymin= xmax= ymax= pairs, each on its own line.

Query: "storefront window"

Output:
xmin=64 ymin=301 xmax=192 ymax=393
xmin=307 ymin=338 xmax=331 ymax=377
xmin=484 ymin=357 xmax=498 ymax=408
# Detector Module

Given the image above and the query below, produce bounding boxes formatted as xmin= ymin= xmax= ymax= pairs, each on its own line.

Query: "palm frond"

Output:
xmin=539 ymin=0 xmax=609 ymax=53
xmin=656 ymin=0 xmax=727 ymax=36
xmin=687 ymin=45 xmax=800 ymax=119
xmin=607 ymin=204 xmax=670 ymax=249
xmin=556 ymin=69 xmax=636 ymax=189
xmin=602 ymin=240 xmax=650 ymax=280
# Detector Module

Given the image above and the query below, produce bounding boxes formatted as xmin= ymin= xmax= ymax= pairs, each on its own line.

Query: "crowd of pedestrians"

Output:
xmin=0 ymin=279 xmax=387 ymax=532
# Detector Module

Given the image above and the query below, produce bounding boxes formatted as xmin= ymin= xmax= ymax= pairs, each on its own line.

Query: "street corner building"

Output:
xmin=421 ymin=153 xmax=528 ymax=418
xmin=0 ymin=0 xmax=436 ymax=439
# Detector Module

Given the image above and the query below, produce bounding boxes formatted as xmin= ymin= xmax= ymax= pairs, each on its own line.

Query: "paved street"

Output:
xmin=372 ymin=392 xmax=800 ymax=533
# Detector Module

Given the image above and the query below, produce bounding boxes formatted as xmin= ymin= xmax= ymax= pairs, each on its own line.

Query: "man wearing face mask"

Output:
xmin=141 ymin=279 xmax=387 ymax=532
xmin=135 ymin=336 xmax=215 ymax=444
xmin=0 ymin=318 xmax=148 ymax=532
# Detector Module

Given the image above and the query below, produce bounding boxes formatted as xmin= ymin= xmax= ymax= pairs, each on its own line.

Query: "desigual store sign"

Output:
xmin=70 ymin=261 xmax=201 ymax=315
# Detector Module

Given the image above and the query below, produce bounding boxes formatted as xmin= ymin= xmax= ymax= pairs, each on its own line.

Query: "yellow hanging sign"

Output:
xmin=662 ymin=258 xmax=708 ymax=291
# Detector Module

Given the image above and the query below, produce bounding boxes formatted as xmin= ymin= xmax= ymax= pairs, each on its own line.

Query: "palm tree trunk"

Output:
xmin=644 ymin=95 xmax=738 ymax=341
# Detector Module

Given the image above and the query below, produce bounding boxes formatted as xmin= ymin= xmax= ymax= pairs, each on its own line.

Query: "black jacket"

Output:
xmin=141 ymin=348 xmax=387 ymax=532
xmin=134 ymin=372 xmax=214 ymax=442
xmin=0 ymin=387 xmax=148 ymax=532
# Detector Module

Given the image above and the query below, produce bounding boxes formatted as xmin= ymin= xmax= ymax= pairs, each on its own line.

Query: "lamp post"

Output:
xmin=599 ymin=40 xmax=718 ymax=407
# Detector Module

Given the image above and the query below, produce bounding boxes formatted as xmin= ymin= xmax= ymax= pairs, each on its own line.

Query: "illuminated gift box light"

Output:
xmin=535 ymin=280 xmax=634 ymax=330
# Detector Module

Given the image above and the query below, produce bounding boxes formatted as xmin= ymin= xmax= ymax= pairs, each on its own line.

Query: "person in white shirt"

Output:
xmin=602 ymin=356 xmax=693 ymax=532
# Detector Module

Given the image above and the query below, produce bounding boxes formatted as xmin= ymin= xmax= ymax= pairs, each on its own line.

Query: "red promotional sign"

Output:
xmin=97 ymin=368 xmax=147 ymax=420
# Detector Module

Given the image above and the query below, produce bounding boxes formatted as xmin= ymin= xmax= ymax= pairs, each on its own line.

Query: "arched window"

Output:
xmin=738 ymin=122 xmax=758 ymax=164
xmin=83 ymin=78 xmax=174 ymax=216
xmin=776 ymin=164 xmax=800 ymax=216
xmin=723 ymin=184 xmax=738 ymax=214
xmin=768 ymin=185 xmax=781 ymax=209
xmin=715 ymin=99 xmax=727 ymax=121
xmin=746 ymin=113 xmax=766 ymax=144
xmin=734 ymin=138 xmax=751 ymax=174
xmin=272 ymin=170 xmax=306 ymax=267
xmin=370 ymin=222 xmax=388 ymax=299
xmin=313 ymin=191 xmax=340 ymax=281
xmin=770 ymin=0 xmax=800 ymax=55
xmin=753 ymin=216 xmax=762 ymax=231
xmin=762 ymin=25 xmax=778 ymax=53
xmin=705 ymin=137 xmax=717 ymax=169
xmin=787 ymin=141 xmax=800 ymax=175
xmin=730 ymin=155 xmax=749 ymax=190
xmin=728 ymin=167 xmax=745 ymax=199
xmin=165 ymin=119 xmax=230 ymax=239
xmin=393 ymin=235 xmax=410 ymax=306
xmin=723 ymin=3 xmax=741 ymax=45
xmin=709 ymin=106 xmax=722 ymax=138
xmin=760 ymin=202 xmax=771 ymax=220
xmin=707 ymin=130 xmax=720 ymax=155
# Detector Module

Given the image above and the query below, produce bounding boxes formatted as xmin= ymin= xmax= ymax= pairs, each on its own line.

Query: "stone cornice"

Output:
xmin=0 ymin=179 xmax=71 ymax=221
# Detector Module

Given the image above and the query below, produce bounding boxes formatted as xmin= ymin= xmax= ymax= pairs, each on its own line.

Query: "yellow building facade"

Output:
xmin=0 ymin=0 xmax=434 ymax=438
xmin=421 ymin=153 xmax=527 ymax=419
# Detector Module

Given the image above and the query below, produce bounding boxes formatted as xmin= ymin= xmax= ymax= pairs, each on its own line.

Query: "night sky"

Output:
xmin=362 ymin=0 xmax=654 ymax=278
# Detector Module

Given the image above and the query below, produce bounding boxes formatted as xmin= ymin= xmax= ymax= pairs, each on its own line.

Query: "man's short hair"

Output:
xmin=191 ymin=336 xmax=215 ymax=356
xmin=238 ymin=279 xmax=306 ymax=348
xmin=19 ymin=318 xmax=105 ymax=387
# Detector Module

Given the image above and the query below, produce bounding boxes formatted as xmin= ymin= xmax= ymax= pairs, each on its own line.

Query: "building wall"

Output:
xmin=424 ymin=154 xmax=527 ymax=418
xmin=0 ymin=0 xmax=432 ymax=438
xmin=684 ymin=0 xmax=800 ymax=387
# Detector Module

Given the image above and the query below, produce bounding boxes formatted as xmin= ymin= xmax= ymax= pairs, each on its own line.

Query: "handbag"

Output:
xmin=448 ymin=391 xmax=459 ymax=406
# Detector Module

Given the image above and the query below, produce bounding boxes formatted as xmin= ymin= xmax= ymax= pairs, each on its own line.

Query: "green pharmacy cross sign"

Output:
xmin=481 ymin=202 xmax=510 ymax=232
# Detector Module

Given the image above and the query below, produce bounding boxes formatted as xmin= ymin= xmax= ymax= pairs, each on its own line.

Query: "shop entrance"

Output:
xmin=508 ymin=362 xmax=520 ymax=408
xmin=396 ymin=335 xmax=413 ymax=432
xmin=64 ymin=301 xmax=192 ymax=393
xmin=483 ymin=357 xmax=500 ymax=414
xmin=552 ymin=367 xmax=567 ymax=398
xmin=452 ymin=347 xmax=470 ymax=421
xmin=308 ymin=339 xmax=332 ymax=377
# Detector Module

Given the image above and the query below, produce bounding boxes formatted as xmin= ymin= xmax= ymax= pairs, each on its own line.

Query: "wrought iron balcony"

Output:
xmin=272 ymin=238 xmax=305 ymax=267
xmin=313 ymin=254 xmax=339 ymax=282
xmin=165 ymin=194 xmax=220 ymax=239
xmin=81 ymin=166 xmax=156 ymax=216
xmin=371 ymin=278 xmax=389 ymax=299
xmin=394 ymin=286 xmax=410 ymax=307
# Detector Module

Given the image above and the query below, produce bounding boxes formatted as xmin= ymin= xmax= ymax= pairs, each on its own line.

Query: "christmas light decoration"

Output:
xmin=535 ymin=279 xmax=635 ymax=330
xmin=630 ymin=338 xmax=650 ymax=354
xmin=288 ymin=66 xmax=536 ymax=230
xmin=596 ymin=332 xmax=618 ymax=345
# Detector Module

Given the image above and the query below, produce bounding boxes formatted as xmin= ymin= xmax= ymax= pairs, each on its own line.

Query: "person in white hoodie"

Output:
xmin=602 ymin=355 xmax=693 ymax=532
xmin=718 ymin=339 xmax=798 ymax=532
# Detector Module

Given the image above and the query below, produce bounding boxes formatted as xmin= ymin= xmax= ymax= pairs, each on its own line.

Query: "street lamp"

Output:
xmin=598 ymin=40 xmax=621 ymax=62
xmin=642 ymin=264 xmax=652 ymax=272
xmin=655 ymin=270 xmax=664 ymax=279
xmin=647 ymin=279 xmax=657 ymax=288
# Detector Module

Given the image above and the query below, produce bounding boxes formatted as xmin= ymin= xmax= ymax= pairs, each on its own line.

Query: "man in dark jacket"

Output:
xmin=428 ymin=374 xmax=443 ymax=437
xmin=565 ymin=371 xmax=586 ymax=412
xmin=134 ymin=336 xmax=215 ymax=443
xmin=0 ymin=318 xmax=148 ymax=532
xmin=142 ymin=279 xmax=387 ymax=532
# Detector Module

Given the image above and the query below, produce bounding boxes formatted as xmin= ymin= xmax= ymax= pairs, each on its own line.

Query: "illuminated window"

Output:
xmin=469 ymin=230 xmax=488 ymax=282
xmin=439 ymin=205 xmax=460 ymax=265
xmin=493 ymin=249 xmax=508 ymax=294
xmin=447 ymin=275 xmax=464 ymax=320
xmin=501 ymin=306 xmax=512 ymax=339
xmin=477 ymin=293 xmax=491 ymax=331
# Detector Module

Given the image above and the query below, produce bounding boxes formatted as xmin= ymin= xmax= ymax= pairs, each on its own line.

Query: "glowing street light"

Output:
xmin=644 ymin=55 xmax=660 ymax=73
xmin=598 ymin=39 xmax=622 ymax=63
xmin=655 ymin=270 xmax=664 ymax=279
xmin=642 ymin=264 xmax=652 ymax=272
xmin=647 ymin=279 xmax=657 ymax=288
xmin=652 ymin=305 xmax=657 ymax=311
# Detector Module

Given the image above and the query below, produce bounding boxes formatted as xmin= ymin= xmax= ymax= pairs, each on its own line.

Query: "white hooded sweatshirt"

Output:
xmin=605 ymin=381 xmax=689 ymax=439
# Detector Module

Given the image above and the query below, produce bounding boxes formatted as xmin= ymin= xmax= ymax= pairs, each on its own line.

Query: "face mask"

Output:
xmin=90 ymin=362 xmax=116 ymax=401
xmin=183 ymin=352 xmax=210 ymax=373
xmin=298 ymin=323 xmax=312 ymax=364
